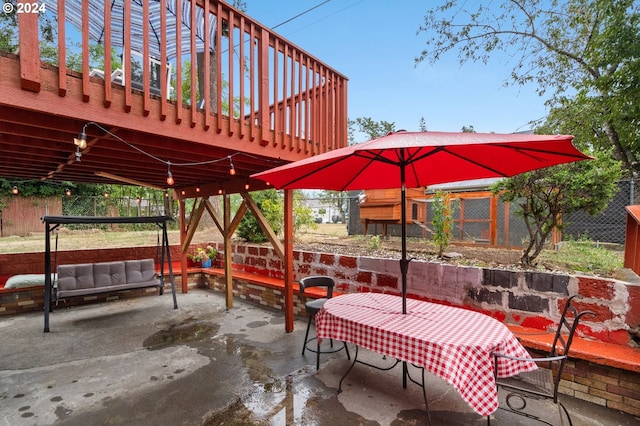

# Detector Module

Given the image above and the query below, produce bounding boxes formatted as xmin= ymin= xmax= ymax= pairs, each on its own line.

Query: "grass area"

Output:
xmin=538 ymin=240 xmax=624 ymax=276
xmin=0 ymin=228 xmax=216 ymax=254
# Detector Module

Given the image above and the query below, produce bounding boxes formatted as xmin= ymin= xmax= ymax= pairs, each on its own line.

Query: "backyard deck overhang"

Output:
xmin=0 ymin=2 xmax=348 ymax=197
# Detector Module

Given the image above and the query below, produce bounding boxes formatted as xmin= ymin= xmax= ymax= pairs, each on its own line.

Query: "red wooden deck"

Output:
xmin=0 ymin=1 xmax=348 ymax=196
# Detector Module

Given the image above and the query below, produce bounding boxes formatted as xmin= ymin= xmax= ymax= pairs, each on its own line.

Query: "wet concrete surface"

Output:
xmin=0 ymin=288 xmax=638 ymax=425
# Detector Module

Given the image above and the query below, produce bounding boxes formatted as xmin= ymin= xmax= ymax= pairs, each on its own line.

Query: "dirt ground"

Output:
xmin=296 ymin=223 xmax=523 ymax=269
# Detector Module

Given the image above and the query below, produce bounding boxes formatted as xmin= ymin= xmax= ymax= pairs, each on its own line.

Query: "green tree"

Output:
xmin=236 ymin=190 xmax=316 ymax=243
xmin=491 ymin=151 xmax=621 ymax=266
xmin=431 ymin=191 xmax=458 ymax=257
xmin=416 ymin=0 xmax=640 ymax=175
xmin=418 ymin=116 xmax=428 ymax=132
xmin=351 ymin=117 xmax=396 ymax=142
xmin=237 ymin=190 xmax=283 ymax=243
xmin=293 ymin=191 xmax=317 ymax=237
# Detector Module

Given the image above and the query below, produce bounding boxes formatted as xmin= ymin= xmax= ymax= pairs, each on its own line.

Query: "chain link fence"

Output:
xmin=60 ymin=195 xmax=175 ymax=231
xmin=563 ymin=179 xmax=638 ymax=245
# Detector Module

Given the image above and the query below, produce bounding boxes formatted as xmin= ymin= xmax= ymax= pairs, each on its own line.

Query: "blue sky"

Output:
xmin=245 ymin=0 xmax=549 ymax=140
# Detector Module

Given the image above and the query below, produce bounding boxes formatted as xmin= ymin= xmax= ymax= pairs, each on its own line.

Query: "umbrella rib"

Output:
xmin=440 ymin=143 xmax=588 ymax=177
xmin=441 ymin=148 xmax=510 ymax=177
xmin=275 ymin=155 xmax=365 ymax=190
xmin=338 ymin=155 xmax=379 ymax=191
xmin=493 ymin=144 xmax=590 ymax=161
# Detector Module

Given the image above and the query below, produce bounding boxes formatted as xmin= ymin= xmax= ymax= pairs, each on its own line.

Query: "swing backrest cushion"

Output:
xmin=125 ymin=259 xmax=156 ymax=284
xmin=57 ymin=259 xmax=159 ymax=299
xmin=94 ymin=262 xmax=126 ymax=288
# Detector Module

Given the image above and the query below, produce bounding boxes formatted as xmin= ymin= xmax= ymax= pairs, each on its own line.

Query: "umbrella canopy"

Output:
xmin=43 ymin=0 xmax=217 ymax=59
xmin=252 ymin=131 xmax=590 ymax=191
xmin=252 ymin=131 xmax=590 ymax=313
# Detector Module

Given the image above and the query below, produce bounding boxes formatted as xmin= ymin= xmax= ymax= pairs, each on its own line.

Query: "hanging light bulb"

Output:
xmin=136 ymin=196 xmax=141 ymax=204
xmin=181 ymin=190 xmax=186 ymax=196
xmin=73 ymin=128 xmax=87 ymax=149
xmin=12 ymin=186 xmax=18 ymax=195
xmin=65 ymin=188 xmax=71 ymax=197
xmin=196 ymin=186 xmax=201 ymax=193
xmin=229 ymin=156 xmax=236 ymax=176
xmin=166 ymin=161 xmax=174 ymax=186
xmin=218 ymin=189 xmax=223 ymax=195
xmin=103 ymin=192 xmax=109 ymax=198
xmin=164 ymin=191 xmax=169 ymax=198
xmin=244 ymin=183 xmax=250 ymax=190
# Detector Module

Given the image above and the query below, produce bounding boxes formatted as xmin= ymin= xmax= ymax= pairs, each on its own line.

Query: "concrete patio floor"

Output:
xmin=1 ymin=288 xmax=638 ymax=426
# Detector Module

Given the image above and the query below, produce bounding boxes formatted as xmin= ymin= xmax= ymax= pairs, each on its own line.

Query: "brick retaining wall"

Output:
xmin=214 ymin=242 xmax=640 ymax=348
xmin=1 ymin=243 xmax=638 ymax=346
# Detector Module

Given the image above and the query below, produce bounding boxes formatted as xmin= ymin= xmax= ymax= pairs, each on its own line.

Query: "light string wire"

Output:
xmin=80 ymin=121 xmax=282 ymax=168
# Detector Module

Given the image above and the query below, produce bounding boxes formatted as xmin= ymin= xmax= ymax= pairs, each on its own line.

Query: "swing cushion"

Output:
xmin=125 ymin=259 xmax=156 ymax=284
xmin=4 ymin=274 xmax=56 ymax=289
xmin=57 ymin=259 xmax=159 ymax=299
xmin=94 ymin=262 xmax=126 ymax=288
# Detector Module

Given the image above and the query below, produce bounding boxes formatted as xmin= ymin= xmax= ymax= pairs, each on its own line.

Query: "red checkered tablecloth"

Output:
xmin=315 ymin=292 xmax=537 ymax=416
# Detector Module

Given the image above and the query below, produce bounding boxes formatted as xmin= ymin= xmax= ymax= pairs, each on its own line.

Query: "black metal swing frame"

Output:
xmin=42 ymin=215 xmax=178 ymax=332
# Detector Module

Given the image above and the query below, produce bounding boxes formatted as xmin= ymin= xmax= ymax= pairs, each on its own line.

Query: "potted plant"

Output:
xmin=187 ymin=245 xmax=218 ymax=268
xmin=205 ymin=245 xmax=217 ymax=264
xmin=186 ymin=253 xmax=198 ymax=267
xmin=192 ymin=247 xmax=209 ymax=268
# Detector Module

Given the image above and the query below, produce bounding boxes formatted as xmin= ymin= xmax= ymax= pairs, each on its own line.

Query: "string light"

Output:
xmin=195 ymin=186 xmax=201 ymax=193
xmin=218 ymin=189 xmax=223 ymax=195
xmin=244 ymin=183 xmax=250 ymax=190
xmin=166 ymin=161 xmax=175 ymax=186
xmin=103 ymin=192 xmax=109 ymax=198
xmin=73 ymin=122 xmax=285 ymax=188
xmin=12 ymin=186 xmax=18 ymax=195
xmin=65 ymin=188 xmax=71 ymax=197
xmin=73 ymin=127 xmax=88 ymax=149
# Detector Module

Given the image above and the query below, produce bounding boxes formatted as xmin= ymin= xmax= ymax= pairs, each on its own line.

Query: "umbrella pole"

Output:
xmin=400 ymin=166 xmax=408 ymax=315
xmin=400 ymin=163 xmax=409 ymax=389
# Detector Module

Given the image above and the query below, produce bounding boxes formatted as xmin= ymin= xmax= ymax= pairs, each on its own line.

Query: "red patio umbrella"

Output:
xmin=252 ymin=131 xmax=590 ymax=313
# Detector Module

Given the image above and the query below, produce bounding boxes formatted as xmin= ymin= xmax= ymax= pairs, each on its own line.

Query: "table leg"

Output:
xmin=336 ymin=347 xmax=431 ymax=426
xmin=338 ymin=345 xmax=431 ymax=426
xmin=403 ymin=361 xmax=408 ymax=388
xmin=338 ymin=346 xmax=359 ymax=394
xmin=406 ymin=365 xmax=432 ymax=426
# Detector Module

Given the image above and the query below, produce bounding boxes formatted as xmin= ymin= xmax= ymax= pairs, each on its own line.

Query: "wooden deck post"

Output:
xmin=179 ymin=198 xmax=188 ymax=293
xmin=284 ymin=189 xmax=294 ymax=332
xmin=224 ymin=193 xmax=234 ymax=309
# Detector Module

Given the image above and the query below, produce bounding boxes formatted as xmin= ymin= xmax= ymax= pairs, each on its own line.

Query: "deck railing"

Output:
xmin=18 ymin=0 xmax=348 ymax=155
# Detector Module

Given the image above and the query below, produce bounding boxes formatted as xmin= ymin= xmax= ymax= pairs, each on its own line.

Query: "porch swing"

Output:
xmin=42 ymin=215 xmax=178 ymax=332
